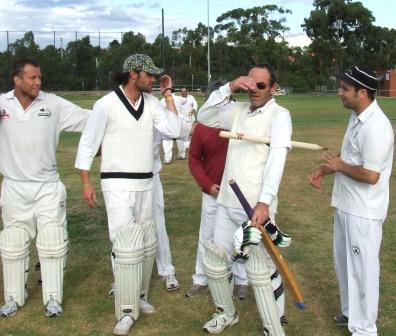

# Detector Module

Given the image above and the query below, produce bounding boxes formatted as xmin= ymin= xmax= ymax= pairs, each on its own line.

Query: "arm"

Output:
xmin=188 ymin=126 xmax=218 ymax=195
xmin=322 ymin=151 xmax=379 ymax=184
xmin=80 ymin=170 xmax=97 ymax=208
xmin=253 ymin=111 xmax=292 ymax=227
xmin=160 ymin=75 xmax=177 ymax=115
xmin=197 ymin=83 xmax=237 ymax=129
xmin=56 ymin=94 xmax=90 ymax=132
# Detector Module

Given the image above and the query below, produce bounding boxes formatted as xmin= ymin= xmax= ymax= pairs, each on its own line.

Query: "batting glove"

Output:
xmin=263 ymin=218 xmax=292 ymax=248
xmin=231 ymin=221 xmax=262 ymax=263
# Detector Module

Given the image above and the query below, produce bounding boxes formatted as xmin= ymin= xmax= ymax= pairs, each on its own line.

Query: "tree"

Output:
xmin=302 ymin=0 xmax=374 ymax=83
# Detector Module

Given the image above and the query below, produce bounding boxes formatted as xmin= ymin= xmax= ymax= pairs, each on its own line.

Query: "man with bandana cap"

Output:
xmin=310 ymin=66 xmax=394 ymax=336
xmin=75 ymin=54 xmax=191 ymax=335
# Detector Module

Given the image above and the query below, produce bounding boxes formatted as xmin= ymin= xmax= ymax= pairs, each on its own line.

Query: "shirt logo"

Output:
xmin=38 ymin=107 xmax=51 ymax=118
xmin=351 ymin=245 xmax=360 ymax=255
xmin=0 ymin=109 xmax=10 ymax=119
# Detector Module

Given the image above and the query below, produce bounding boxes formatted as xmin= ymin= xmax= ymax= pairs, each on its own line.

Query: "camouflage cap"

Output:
xmin=122 ymin=54 xmax=164 ymax=75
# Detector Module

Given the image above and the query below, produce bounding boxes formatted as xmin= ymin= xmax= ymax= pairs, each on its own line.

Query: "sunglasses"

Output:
xmin=256 ymin=82 xmax=268 ymax=90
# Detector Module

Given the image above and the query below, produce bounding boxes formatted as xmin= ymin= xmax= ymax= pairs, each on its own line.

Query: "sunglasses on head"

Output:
xmin=256 ymin=82 xmax=268 ymax=90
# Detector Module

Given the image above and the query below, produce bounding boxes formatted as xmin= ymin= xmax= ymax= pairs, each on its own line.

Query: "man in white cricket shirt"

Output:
xmin=310 ymin=66 xmax=394 ymax=336
xmin=0 ymin=58 xmax=89 ymax=318
xmin=197 ymin=63 xmax=291 ymax=335
xmin=75 ymin=54 xmax=190 ymax=336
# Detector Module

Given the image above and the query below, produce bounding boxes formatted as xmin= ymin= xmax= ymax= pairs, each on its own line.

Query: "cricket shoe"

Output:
xmin=203 ymin=308 xmax=239 ymax=334
xmin=333 ymin=313 xmax=348 ymax=326
xmin=233 ymin=284 xmax=249 ymax=300
xmin=45 ymin=296 xmax=63 ymax=317
xmin=0 ymin=298 xmax=18 ymax=317
xmin=163 ymin=274 xmax=180 ymax=291
xmin=113 ymin=315 xmax=134 ymax=336
xmin=139 ymin=298 xmax=155 ymax=314
xmin=185 ymin=283 xmax=208 ymax=297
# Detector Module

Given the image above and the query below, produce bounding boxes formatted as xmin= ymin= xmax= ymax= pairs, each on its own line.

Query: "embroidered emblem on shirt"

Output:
xmin=0 ymin=109 xmax=10 ymax=119
xmin=59 ymin=201 xmax=65 ymax=209
xmin=38 ymin=107 xmax=51 ymax=118
xmin=351 ymin=245 xmax=360 ymax=255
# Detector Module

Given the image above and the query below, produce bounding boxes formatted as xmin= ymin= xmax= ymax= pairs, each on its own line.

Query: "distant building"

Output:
xmin=378 ymin=70 xmax=396 ymax=97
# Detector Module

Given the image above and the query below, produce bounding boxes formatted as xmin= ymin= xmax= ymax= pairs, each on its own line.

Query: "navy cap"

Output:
xmin=336 ymin=66 xmax=378 ymax=92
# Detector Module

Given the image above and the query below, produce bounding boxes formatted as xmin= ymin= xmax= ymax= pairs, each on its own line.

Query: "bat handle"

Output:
xmin=229 ymin=179 xmax=254 ymax=219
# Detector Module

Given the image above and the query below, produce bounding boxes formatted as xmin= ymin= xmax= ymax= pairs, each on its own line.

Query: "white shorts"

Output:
xmin=0 ymin=178 xmax=67 ymax=239
xmin=103 ymin=189 xmax=153 ymax=242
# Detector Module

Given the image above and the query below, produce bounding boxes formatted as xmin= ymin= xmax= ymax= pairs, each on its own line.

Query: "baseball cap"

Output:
xmin=336 ymin=66 xmax=378 ymax=92
xmin=122 ymin=54 xmax=164 ymax=75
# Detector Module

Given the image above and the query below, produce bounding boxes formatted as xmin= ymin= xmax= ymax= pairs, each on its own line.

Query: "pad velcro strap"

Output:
xmin=273 ymin=283 xmax=284 ymax=301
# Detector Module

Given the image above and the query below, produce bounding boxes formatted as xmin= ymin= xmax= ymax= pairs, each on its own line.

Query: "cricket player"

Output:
xmin=75 ymin=54 xmax=189 ymax=336
xmin=0 ymin=58 xmax=89 ymax=317
xmin=197 ymin=63 xmax=291 ymax=335
xmin=310 ymin=66 xmax=394 ymax=336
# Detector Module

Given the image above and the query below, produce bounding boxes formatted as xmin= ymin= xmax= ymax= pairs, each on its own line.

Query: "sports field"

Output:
xmin=0 ymin=93 xmax=395 ymax=336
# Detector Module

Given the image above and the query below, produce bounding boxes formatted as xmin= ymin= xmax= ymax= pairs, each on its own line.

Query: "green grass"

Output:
xmin=0 ymin=92 xmax=395 ymax=336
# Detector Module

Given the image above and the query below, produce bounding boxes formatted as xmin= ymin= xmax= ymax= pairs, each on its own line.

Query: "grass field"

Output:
xmin=0 ymin=92 xmax=395 ymax=336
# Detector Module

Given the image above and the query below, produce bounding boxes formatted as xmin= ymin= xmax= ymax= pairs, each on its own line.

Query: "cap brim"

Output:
xmin=147 ymin=67 xmax=164 ymax=76
xmin=335 ymin=73 xmax=376 ymax=92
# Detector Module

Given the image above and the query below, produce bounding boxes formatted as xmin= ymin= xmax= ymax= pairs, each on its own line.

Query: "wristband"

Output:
xmin=162 ymin=87 xmax=174 ymax=96
xmin=165 ymin=96 xmax=174 ymax=102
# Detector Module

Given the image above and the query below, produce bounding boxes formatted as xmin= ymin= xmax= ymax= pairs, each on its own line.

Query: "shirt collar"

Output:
xmin=354 ymin=100 xmax=378 ymax=123
xmin=5 ymin=90 xmax=44 ymax=101
xmin=248 ymin=97 xmax=275 ymax=115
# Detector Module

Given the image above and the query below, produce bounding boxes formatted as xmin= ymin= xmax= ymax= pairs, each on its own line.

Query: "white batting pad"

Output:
xmin=0 ymin=227 xmax=31 ymax=306
xmin=36 ymin=226 xmax=68 ymax=305
xmin=203 ymin=241 xmax=235 ymax=316
xmin=113 ymin=225 xmax=144 ymax=321
xmin=246 ymin=246 xmax=284 ymax=336
xmin=141 ymin=220 xmax=157 ymax=300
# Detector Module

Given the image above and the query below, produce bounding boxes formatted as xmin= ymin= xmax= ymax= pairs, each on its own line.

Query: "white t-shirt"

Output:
xmin=0 ymin=90 xmax=89 ymax=182
xmin=331 ymin=100 xmax=394 ymax=220
xmin=179 ymin=94 xmax=198 ymax=120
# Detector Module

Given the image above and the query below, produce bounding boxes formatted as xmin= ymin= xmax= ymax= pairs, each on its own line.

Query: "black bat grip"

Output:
xmin=229 ymin=179 xmax=254 ymax=219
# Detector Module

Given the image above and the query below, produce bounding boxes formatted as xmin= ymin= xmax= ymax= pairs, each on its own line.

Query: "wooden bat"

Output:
xmin=229 ymin=179 xmax=305 ymax=310
xmin=220 ymin=130 xmax=327 ymax=151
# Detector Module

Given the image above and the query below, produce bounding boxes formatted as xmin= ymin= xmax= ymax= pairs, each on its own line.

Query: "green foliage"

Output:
xmin=0 ymin=2 xmax=395 ymax=92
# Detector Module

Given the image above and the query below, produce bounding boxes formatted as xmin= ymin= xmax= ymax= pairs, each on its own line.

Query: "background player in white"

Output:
xmin=179 ymin=87 xmax=198 ymax=153
xmin=162 ymin=87 xmax=198 ymax=162
xmin=310 ymin=66 xmax=393 ymax=336
xmin=197 ymin=63 xmax=291 ymax=335
xmin=75 ymin=54 xmax=189 ymax=336
xmin=0 ymin=58 xmax=89 ymax=317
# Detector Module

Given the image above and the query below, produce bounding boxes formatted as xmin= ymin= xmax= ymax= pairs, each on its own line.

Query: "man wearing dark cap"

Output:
xmin=310 ymin=66 xmax=394 ymax=336
xmin=75 ymin=54 xmax=190 ymax=335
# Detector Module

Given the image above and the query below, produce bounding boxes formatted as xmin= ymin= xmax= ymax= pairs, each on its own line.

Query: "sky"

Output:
xmin=0 ymin=0 xmax=394 ymax=51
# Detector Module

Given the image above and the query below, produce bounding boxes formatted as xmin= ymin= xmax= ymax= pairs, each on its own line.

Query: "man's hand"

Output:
xmin=229 ymin=76 xmax=257 ymax=92
xmin=82 ymin=184 xmax=97 ymax=208
xmin=209 ymin=184 xmax=220 ymax=196
xmin=309 ymin=163 xmax=335 ymax=189
xmin=160 ymin=75 xmax=173 ymax=94
xmin=251 ymin=202 xmax=269 ymax=228
xmin=322 ymin=151 xmax=343 ymax=171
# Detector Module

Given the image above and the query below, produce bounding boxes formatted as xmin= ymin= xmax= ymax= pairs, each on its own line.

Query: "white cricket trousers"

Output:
xmin=334 ymin=209 xmax=383 ymax=336
xmin=162 ymin=139 xmax=186 ymax=161
xmin=0 ymin=178 xmax=67 ymax=238
xmin=152 ymin=173 xmax=175 ymax=276
xmin=103 ymin=189 xmax=152 ymax=243
xmin=192 ymin=194 xmax=247 ymax=286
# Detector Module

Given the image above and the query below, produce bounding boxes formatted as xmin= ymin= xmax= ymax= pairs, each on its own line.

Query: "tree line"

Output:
xmin=0 ymin=1 xmax=395 ymax=92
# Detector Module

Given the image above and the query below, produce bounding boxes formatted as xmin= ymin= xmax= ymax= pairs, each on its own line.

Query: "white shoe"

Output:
xmin=139 ymin=298 xmax=155 ymax=314
xmin=163 ymin=274 xmax=180 ymax=291
xmin=0 ymin=298 xmax=18 ymax=317
xmin=203 ymin=308 xmax=239 ymax=334
xmin=45 ymin=296 xmax=63 ymax=317
xmin=113 ymin=315 xmax=134 ymax=336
